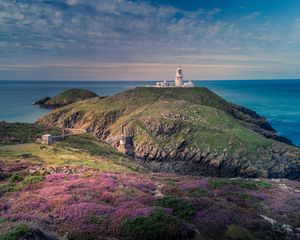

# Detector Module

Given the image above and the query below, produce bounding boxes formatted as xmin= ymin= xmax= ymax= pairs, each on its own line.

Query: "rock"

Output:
xmin=33 ymin=97 xmax=51 ymax=106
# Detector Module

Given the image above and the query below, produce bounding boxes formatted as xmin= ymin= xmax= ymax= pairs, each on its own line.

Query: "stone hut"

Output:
xmin=41 ymin=134 xmax=53 ymax=145
xmin=117 ymin=136 xmax=135 ymax=156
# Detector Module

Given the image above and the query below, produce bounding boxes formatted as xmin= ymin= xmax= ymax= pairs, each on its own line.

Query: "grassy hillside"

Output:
xmin=0 ymin=134 xmax=142 ymax=174
xmin=0 ymin=124 xmax=299 ymax=239
xmin=36 ymin=87 xmax=300 ymax=178
xmin=0 ymin=122 xmax=60 ymax=146
xmin=0 ymin=140 xmax=299 ymax=239
xmin=35 ymin=88 xmax=98 ymax=109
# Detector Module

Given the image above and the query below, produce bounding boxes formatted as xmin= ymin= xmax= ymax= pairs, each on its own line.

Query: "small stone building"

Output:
xmin=117 ymin=136 xmax=135 ymax=156
xmin=41 ymin=134 xmax=53 ymax=145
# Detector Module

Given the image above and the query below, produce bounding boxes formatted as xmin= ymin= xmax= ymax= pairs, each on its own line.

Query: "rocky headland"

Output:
xmin=33 ymin=88 xmax=99 ymax=109
xmin=36 ymin=87 xmax=300 ymax=179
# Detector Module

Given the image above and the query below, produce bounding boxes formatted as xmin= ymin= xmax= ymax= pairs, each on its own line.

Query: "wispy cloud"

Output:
xmin=0 ymin=0 xmax=300 ymax=80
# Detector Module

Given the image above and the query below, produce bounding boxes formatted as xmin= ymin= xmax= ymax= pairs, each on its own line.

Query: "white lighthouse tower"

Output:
xmin=151 ymin=65 xmax=194 ymax=88
xmin=175 ymin=66 xmax=183 ymax=87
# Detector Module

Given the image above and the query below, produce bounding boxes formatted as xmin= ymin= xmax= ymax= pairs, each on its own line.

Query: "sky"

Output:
xmin=1 ymin=0 xmax=300 ymax=80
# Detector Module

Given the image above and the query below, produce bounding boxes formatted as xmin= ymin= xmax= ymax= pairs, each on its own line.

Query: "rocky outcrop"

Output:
xmin=229 ymin=103 xmax=293 ymax=145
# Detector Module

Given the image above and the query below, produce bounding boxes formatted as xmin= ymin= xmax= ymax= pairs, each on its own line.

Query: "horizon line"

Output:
xmin=1 ymin=78 xmax=300 ymax=82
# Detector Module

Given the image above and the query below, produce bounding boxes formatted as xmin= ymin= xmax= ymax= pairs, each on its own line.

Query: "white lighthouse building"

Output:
xmin=175 ymin=66 xmax=183 ymax=87
xmin=153 ymin=66 xmax=194 ymax=88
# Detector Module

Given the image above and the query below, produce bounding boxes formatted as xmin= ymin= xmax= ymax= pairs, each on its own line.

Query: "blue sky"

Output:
xmin=1 ymin=0 xmax=300 ymax=80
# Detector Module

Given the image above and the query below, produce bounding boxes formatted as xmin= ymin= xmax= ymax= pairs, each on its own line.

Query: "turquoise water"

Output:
xmin=0 ymin=80 xmax=299 ymax=146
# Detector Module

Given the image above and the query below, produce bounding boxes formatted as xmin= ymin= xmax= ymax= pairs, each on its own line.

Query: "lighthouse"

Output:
xmin=151 ymin=66 xmax=194 ymax=88
xmin=175 ymin=66 xmax=183 ymax=87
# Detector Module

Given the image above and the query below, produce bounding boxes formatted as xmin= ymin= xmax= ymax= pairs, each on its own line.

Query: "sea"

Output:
xmin=0 ymin=80 xmax=299 ymax=146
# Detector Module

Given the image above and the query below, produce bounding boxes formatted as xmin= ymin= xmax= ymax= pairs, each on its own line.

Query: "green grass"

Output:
xmin=0 ymin=224 xmax=32 ymax=240
xmin=56 ymin=134 xmax=123 ymax=159
xmin=188 ymin=188 xmax=210 ymax=197
xmin=209 ymin=178 xmax=272 ymax=190
xmin=154 ymin=196 xmax=195 ymax=219
xmin=0 ymin=175 xmax=44 ymax=195
xmin=224 ymin=224 xmax=255 ymax=240
xmin=0 ymin=218 xmax=6 ymax=224
xmin=89 ymin=215 xmax=107 ymax=225
xmin=0 ymin=134 xmax=142 ymax=174
xmin=8 ymin=174 xmax=23 ymax=183
xmin=22 ymin=175 xmax=43 ymax=184
xmin=119 ymin=209 xmax=193 ymax=240
xmin=0 ymin=183 xmax=21 ymax=194
xmin=0 ymin=122 xmax=60 ymax=146
xmin=45 ymin=88 xmax=98 ymax=107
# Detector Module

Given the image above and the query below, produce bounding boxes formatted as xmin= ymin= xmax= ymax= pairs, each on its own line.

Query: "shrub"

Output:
xmin=16 ymin=153 xmax=34 ymax=159
xmin=9 ymin=174 xmax=23 ymax=183
xmin=0 ymin=183 xmax=20 ymax=193
xmin=57 ymin=134 xmax=123 ymax=158
xmin=224 ymin=224 xmax=255 ymax=240
xmin=23 ymin=175 xmax=43 ymax=185
xmin=209 ymin=178 xmax=230 ymax=189
xmin=154 ymin=196 xmax=194 ymax=219
xmin=254 ymin=181 xmax=272 ymax=189
xmin=209 ymin=178 xmax=272 ymax=190
xmin=0 ymin=173 xmax=6 ymax=181
xmin=0 ymin=218 xmax=6 ymax=224
xmin=90 ymin=215 xmax=107 ymax=224
xmin=188 ymin=188 xmax=209 ymax=197
xmin=0 ymin=224 xmax=32 ymax=240
xmin=119 ymin=209 xmax=195 ymax=240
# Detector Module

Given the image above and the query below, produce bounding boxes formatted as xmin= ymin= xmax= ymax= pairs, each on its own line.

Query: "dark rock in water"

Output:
xmin=36 ymin=87 xmax=300 ymax=179
xmin=33 ymin=97 xmax=51 ymax=106
xmin=274 ymin=135 xmax=294 ymax=145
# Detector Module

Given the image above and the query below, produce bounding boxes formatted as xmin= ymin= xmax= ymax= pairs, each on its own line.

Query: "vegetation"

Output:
xmin=224 ymin=225 xmax=255 ymax=240
xmin=209 ymin=178 xmax=273 ymax=190
xmin=154 ymin=196 xmax=195 ymax=219
xmin=56 ymin=134 xmax=123 ymax=159
xmin=0 ymin=224 xmax=32 ymax=240
xmin=36 ymin=88 xmax=98 ymax=108
xmin=0 ymin=134 xmax=142 ymax=173
xmin=0 ymin=122 xmax=59 ymax=146
xmin=38 ymin=86 xmax=275 ymax=175
xmin=119 ymin=209 xmax=194 ymax=240
xmin=0 ymin=87 xmax=299 ymax=240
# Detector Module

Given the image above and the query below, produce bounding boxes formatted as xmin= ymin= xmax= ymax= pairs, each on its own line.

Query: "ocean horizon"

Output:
xmin=0 ymin=79 xmax=299 ymax=146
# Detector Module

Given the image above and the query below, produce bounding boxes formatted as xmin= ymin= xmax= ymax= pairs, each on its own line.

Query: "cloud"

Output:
xmin=0 ymin=0 xmax=300 ymax=80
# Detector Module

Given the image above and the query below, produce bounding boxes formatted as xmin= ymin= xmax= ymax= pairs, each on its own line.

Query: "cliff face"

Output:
xmin=37 ymin=87 xmax=300 ymax=179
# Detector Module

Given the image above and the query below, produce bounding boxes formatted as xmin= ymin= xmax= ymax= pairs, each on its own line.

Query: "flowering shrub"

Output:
xmin=0 ymin=171 xmax=299 ymax=240
xmin=195 ymin=206 xmax=233 ymax=236
xmin=55 ymin=202 xmax=113 ymax=227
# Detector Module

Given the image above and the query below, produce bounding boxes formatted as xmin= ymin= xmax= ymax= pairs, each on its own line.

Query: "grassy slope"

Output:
xmin=0 ymin=125 xmax=299 ymax=240
xmin=45 ymin=87 xmax=229 ymax=117
xmin=0 ymin=122 xmax=60 ymax=146
xmin=0 ymin=134 xmax=142 ymax=174
xmin=129 ymin=100 xmax=271 ymax=156
xmin=45 ymin=88 xmax=98 ymax=107
xmin=45 ymin=87 xmax=271 ymax=157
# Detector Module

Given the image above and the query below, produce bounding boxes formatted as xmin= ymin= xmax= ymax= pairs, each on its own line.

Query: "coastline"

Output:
xmin=0 ymin=80 xmax=299 ymax=146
